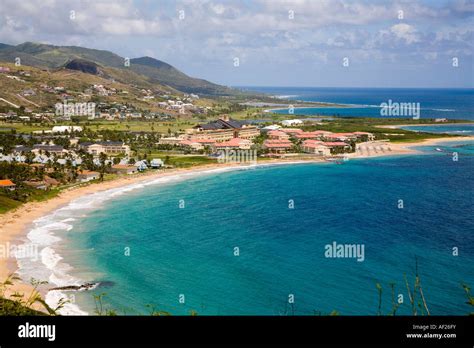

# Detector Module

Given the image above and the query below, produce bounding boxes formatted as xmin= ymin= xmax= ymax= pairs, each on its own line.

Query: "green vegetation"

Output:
xmin=0 ymin=275 xmax=65 ymax=316
xmin=0 ymin=42 xmax=250 ymax=97
xmin=0 ymin=195 xmax=22 ymax=213
xmin=164 ymin=155 xmax=217 ymax=168
xmin=1 ymin=267 xmax=472 ymax=315
xmin=298 ymin=117 xmax=466 ymax=143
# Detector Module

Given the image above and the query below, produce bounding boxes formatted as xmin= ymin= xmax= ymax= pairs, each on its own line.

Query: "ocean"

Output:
xmin=240 ymin=87 xmax=474 ymax=120
xmin=399 ymin=124 xmax=474 ymax=135
xmin=17 ymin=144 xmax=474 ymax=316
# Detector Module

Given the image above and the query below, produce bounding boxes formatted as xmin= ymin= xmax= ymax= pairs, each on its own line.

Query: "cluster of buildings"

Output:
xmin=157 ymin=98 xmax=209 ymax=114
xmin=262 ymin=128 xmax=374 ymax=154
xmin=0 ymin=137 xmax=163 ymax=188
xmin=91 ymin=84 xmax=116 ymax=97
xmin=157 ymin=117 xmax=375 ymax=156
xmin=158 ymin=117 xmax=375 ymax=156
xmin=78 ymin=141 xmax=130 ymax=156
xmin=158 ymin=117 xmax=260 ymax=151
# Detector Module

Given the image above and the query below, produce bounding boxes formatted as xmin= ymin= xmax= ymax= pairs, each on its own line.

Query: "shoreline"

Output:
xmin=1 ymin=135 xmax=473 ymax=314
xmin=376 ymin=123 xmax=474 ymax=129
xmin=347 ymin=136 xmax=474 ymax=158
xmin=0 ymin=159 xmax=323 ymax=313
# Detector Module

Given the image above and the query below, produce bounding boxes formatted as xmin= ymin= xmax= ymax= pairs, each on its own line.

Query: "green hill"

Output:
xmin=0 ymin=42 xmax=244 ymax=96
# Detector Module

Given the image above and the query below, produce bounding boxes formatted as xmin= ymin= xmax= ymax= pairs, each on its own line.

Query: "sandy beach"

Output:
xmin=348 ymin=136 xmax=474 ymax=158
xmin=0 ymin=159 xmax=318 ymax=303
xmin=1 ymin=135 xmax=473 ymax=308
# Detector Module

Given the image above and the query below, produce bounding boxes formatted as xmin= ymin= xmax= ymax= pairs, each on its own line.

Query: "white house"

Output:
xmin=52 ymin=126 xmax=83 ymax=133
xmin=281 ymin=119 xmax=303 ymax=126
xmin=135 ymin=160 xmax=148 ymax=171
xmin=261 ymin=125 xmax=281 ymax=132
xmin=150 ymin=159 xmax=164 ymax=169
xmin=77 ymin=170 xmax=100 ymax=182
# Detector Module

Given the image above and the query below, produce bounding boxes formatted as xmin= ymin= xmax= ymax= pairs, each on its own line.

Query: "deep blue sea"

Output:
xmin=19 ymin=143 xmax=474 ymax=315
xmin=240 ymin=87 xmax=474 ymax=120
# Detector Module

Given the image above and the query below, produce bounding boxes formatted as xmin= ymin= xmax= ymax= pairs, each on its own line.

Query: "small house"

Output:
xmin=0 ymin=179 xmax=16 ymax=190
xmin=150 ymin=159 xmax=164 ymax=169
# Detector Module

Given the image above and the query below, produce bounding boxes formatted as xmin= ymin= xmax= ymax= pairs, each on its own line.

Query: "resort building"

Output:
xmin=353 ymin=132 xmax=375 ymax=141
xmin=324 ymin=134 xmax=352 ymax=142
xmin=192 ymin=116 xmax=260 ymax=141
xmin=301 ymin=140 xmax=331 ymax=156
xmin=80 ymin=142 xmax=130 ymax=156
xmin=111 ymin=165 xmax=138 ymax=175
xmin=280 ymin=128 xmax=303 ymax=136
xmin=190 ymin=129 xmax=235 ymax=142
xmin=267 ymin=130 xmax=290 ymax=141
xmin=324 ymin=142 xmax=351 ymax=152
xmin=293 ymin=132 xmax=320 ymax=140
xmin=179 ymin=139 xmax=204 ymax=151
xmin=214 ymin=138 xmax=252 ymax=150
xmin=31 ymin=145 xmax=67 ymax=156
xmin=158 ymin=136 xmax=185 ymax=145
xmin=77 ymin=170 xmax=100 ymax=182
xmin=263 ymin=139 xmax=294 ymax=153
xmin=192 ymin=139 xmax=216 ymax=148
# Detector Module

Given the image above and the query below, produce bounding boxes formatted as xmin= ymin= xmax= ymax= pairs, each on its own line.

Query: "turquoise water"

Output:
xmin=241 ymin=87 xmax=474 ymax=120
xmin=400 ymin=124 xmax=474 ymax=135
xmin=50 ymin=145 xmax=474 ymax=316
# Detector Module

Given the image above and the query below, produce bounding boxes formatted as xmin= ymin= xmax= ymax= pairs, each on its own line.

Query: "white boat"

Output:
xmin=435 ymin=148 xmax=443 ymax=152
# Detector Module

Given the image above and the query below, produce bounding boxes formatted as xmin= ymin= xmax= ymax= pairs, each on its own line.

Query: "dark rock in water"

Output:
xmin=49 ymin=282 xmax=97 ymax=292
xmin=97 ymin=281 xmax=115 ymax=289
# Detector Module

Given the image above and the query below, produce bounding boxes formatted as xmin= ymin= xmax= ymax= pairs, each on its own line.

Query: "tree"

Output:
xmin=98 ymin=152 xmax=108 ymax=181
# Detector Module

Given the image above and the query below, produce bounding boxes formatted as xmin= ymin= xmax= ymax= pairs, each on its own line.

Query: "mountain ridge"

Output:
xmin=0 ymin=42 xmax=239 ymax=96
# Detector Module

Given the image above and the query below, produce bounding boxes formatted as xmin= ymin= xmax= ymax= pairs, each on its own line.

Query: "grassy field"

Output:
xmin=0 ymin=122 xmax=50 ymax=133
xmin=0 ymin=195 xmax=22 ymax=213
xmin=0 ymin=119 xmax=202 ymax=134
xmin=165 ymin=155 xmax=217 ymax=167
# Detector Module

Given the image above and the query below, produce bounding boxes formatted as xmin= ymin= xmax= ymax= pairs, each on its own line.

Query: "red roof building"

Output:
xmin=0 ymin=179 xmax=15 ymax=188
xmin=263 ymin=139 xmax=294 ymax=153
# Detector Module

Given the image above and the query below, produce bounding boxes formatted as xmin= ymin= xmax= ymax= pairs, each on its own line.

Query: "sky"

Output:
xmin=0 ymin=0 xmax=472 ymax=88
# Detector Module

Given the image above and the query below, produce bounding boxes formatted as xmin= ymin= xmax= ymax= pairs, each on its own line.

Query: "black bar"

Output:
xmin=0 ymin=316 xmax=472 ymax=346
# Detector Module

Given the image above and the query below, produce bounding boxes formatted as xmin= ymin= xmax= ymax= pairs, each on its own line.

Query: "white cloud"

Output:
xmin=0 ymin=0 xmax=471 ymax=87
xmin=390 ymin=23 xmax=420 ymax=44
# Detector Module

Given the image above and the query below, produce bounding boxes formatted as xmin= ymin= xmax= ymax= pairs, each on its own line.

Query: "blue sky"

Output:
xmin=0 ymin=0 xmax=472 ymax=88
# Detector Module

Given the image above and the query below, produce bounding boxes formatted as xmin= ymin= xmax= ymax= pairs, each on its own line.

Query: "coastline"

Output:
xmin=0 ymin=159 xmax=322 ymax=313
xmin=348 ymin=136 xmax=474 ymax=158
xmin=1 ymin=135 xmax=473 ymax=314
xmin=376 ymin=123 xmax=474 ymax=129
